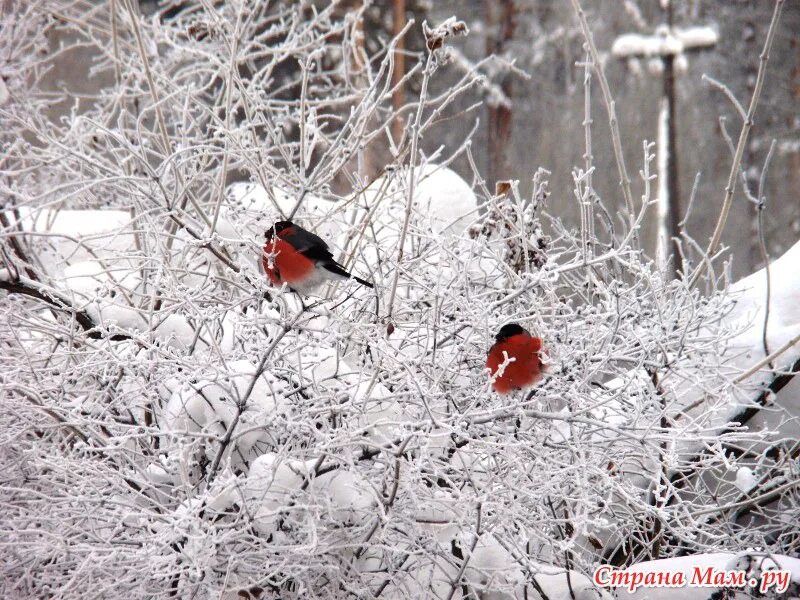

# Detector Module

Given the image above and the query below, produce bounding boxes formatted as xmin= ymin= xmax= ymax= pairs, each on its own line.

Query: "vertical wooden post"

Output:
xmin=391 ymin=0 xmax=406 ymax=145
xmin=351 ymin=1 xmax=372 ymax=177
xmin=663 ymin=2 xmax=683 ymax=276
xmin=484 ymin=0 xmax=516 ymax=187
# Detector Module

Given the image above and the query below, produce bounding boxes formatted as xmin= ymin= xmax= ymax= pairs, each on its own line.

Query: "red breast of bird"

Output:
xmin=263 ymin=234 xmax=314 ymax=287
xmin=263 ymin=236 xmax=347 ymax=294
xmin=486 ymin=324 xmax=545 ymax=394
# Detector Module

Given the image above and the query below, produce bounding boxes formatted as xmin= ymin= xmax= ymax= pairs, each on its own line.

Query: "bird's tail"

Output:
xmin=324 ymin=261 xmax=374 ymax=288
xmin=353 ymin=275 xmax=374 ymax=289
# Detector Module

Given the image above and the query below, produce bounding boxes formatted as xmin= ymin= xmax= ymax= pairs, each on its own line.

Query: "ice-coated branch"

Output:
xmin=695 ymin=0 xmax=784 ymax=284
xmin=0 ymin=276 xmax=132 ymax=341
xmin=570 ymin=0 xmax=635 ymax=223
xmin=1 ymin=1 xmax=798 ymax=598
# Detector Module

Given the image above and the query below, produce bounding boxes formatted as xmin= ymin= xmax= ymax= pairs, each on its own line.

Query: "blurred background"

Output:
xmin=40 ymin=0 xmax=800 ymax=277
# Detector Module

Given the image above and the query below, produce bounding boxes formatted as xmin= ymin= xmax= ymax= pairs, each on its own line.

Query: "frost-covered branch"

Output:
xmin=1 ymin=2 xmax=798 ymax=599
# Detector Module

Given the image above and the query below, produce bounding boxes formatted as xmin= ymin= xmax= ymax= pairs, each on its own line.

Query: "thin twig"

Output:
xmin=693 ymin=0 xmax=784 ymax=285
xmin=734 ymin=331 xmax=800 ymax=385
xmin=570 ymin=0 xmax=635 ymax=226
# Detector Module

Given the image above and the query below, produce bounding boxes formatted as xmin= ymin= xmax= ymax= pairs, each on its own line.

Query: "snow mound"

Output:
xmin=612 ymin=26 xmax=717 ymax=59
xmin=245 ymin=453 xmax=375 ymax=534
xmin=163 ymin=360 xmax=288 ymax=473
xmin=360 ymin=163 xmax=478 ymax=237
xmin=13 ymin=208 xmax=136 ymax=276
xmin=460 ymin=535 xmax=612 ymax=599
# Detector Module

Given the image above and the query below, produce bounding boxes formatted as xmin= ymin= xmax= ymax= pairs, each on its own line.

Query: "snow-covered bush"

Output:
xmin=1 ymin=1 xmax=798 ymax=599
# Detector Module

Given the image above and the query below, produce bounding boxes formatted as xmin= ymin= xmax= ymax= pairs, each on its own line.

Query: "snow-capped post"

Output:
xmin=611 ymin=5 xmax=718 ymax=278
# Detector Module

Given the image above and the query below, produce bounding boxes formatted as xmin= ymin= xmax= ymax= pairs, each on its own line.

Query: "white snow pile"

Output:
xmin=577 ymin=240 xmax=800 ymax=553
xmin=700 ymin=238 xmax=800 ymax=422
xmin=12 ymin=207 xmax=136 ymax=278
xmin=162 ymin=359 xmax=291 ymax=474
xmin=456 ymin=537 xmax=613 ymax=600
xmin=347 ymin=162 xmax=478 ymax=312
xmin=355 ymin=163 xmax=478 ymax=241
xmin=674 ymin=26 xmax=719 ymax=49
xmin=612 ymin=28 xmax=682 ymax=58
xmin=734 ymin=466 xmax=757 ymax=493
xmin=598 ymin=239 xmax=800 ymax=438
xmin=245 ymin=453 xmax=375 ymax=535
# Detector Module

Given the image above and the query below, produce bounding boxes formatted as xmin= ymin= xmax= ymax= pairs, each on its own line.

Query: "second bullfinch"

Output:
xmin=486 ymin=323 xmax=545 ymax=394
xmin=262 ymin=220 xmax=374 ymax=293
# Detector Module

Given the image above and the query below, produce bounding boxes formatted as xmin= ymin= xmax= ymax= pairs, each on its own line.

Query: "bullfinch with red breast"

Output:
xmin=262 ymin=220 xmax=374 ymax=294
xmin=486 ymin=323 xmax=545 ymax=394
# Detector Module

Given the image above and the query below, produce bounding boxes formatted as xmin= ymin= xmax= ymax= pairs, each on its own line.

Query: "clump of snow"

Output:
xmin=344 ymin=163 xmax=478 ymax=318
xmin=245 ymin=454 xmax=308 ymax=534
xmin=675 ymin=26 xmax=719 ymax=49
xmin=225 ymin=181 xmax=315 ymax=219
xmin=612 ymin=30 xmax=682 ymax=59
xmin=62 ymin=260 xmax=140 ymax=298
xmin=461 ymin=536 xmax=612 ymax=600
xmin=570 ymin=241 xmax=800 ymax=554
xmin=647 ymin=57 xmax=665 ymax=75
xmin=245 ymin=454 xmax=376 ymax=534
xmin=14 ymin=208 xmax=136 ymax=277
xmin=674 ymin=53 xmax=688 ymax=73
xmin=643 ymin=239 xmax=800 ymax=437
xmin=153 ymin=314 xmax=196 ymax=350
xmin=461 ymin=534 xmax=525 ymax=592
xmin=162 ymin=360 xmax=288 ymax=473
xmin=612 ymin=25 xmax=717 ymax=59
xmin=316 ymin=469 xmax=376 ymax=524
xmin=626 ymin=56 xmax=643 ymax=76
xmin=734 ymin=466 xmax=757 ymax=493
xmin=412 ymin=165 xmax=478 ymax=233
xmin=359 ymin=163 xmax=478 ymax=238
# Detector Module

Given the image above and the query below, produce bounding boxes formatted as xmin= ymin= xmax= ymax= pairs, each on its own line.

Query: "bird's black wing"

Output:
xmin=279 ymin=226 xmax=334 ymax=260
xmin=280 ymin=224 xmax=374 ymax=288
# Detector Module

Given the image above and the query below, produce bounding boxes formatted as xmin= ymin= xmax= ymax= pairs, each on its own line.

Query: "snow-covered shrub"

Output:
xmin=1 ymin=1 xmax=797 ymax=599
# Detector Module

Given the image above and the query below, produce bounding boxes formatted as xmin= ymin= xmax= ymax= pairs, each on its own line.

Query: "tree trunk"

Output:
xmin=391 ymin=0 xmax=406 ymax=145
xmin=484 ymin=0 xmax=516 ymax=187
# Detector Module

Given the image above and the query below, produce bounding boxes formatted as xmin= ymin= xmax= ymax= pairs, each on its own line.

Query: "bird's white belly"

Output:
xmin=291 ymin=264 xmax=346 ymax=294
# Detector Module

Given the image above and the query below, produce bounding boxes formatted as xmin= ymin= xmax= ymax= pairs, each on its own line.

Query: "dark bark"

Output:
xmin=484 ymin=0 xmax=516 ymax=187
xmin=0 ymin=278 xmax=131 ymax=341
xmin=391 ymin=0 xmax=406 ymax=144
